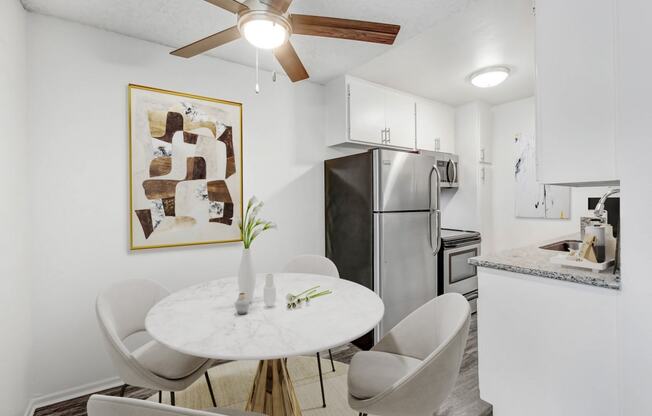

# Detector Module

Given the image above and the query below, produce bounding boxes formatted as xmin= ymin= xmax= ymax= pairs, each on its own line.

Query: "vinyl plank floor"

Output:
xmin=34 ymin=315 xmax=491 ymax=416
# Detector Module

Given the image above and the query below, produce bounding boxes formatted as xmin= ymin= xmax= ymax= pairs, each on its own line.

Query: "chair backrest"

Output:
xmin=87 ymin=395 xmax=226 ymax=416
xmin=95 ymin=279 xmax=170 ymax=387
xmin=97 ymin=279 xmax=169 ymax=342
xmin=364 ymin=293 xmax=471 ymax=416
xmin=282 ymin=255 xmax=340 ymax=278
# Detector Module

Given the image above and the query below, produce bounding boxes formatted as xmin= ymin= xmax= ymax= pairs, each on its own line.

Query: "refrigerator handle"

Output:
xmin=429 ymin=165 xmax=442 ymax=256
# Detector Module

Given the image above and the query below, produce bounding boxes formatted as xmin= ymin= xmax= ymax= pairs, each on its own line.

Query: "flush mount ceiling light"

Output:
xmin=238 ymin=10 xmax=291 ymax=50
xmin=169 ymin=0 xmax=401 ymax=83
xmin=469 ymin=66 xmax=511 ymax=88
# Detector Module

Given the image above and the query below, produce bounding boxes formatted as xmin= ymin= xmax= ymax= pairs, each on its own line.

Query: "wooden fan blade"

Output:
xmin=171 ymin=26 xmax=241 ymax=58
xmin=260 ymin=0 xmax=293 ymax=13
xmin=203 ymin=0 xmax=248 ymax=14
xmin=273 ymin=41 xmax=309 ymax=82
xmin=291 ymin=14 xmax=401 ymax=45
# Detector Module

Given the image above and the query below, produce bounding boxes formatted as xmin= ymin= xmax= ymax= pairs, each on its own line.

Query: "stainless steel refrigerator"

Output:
xmin=325 ymin=148 xmax=442 ymax=350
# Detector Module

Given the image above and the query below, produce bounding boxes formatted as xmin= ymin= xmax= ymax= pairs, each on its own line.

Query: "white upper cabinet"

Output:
xmin=535 ymin=0 xmax=619 ymax=185
xmin=384 ymin=88 xmax=418 ymax=149
xmin=415 ymin=98 xmax=456 ymax=154
xmin=348 ymin=78 xmax=387 ymax=145
xmin=326 ymin=76 xmax=416 ymax=150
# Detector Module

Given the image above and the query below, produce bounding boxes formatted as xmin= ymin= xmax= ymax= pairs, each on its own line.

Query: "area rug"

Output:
xmin=147 ymin=356 xmax=358 ymax=415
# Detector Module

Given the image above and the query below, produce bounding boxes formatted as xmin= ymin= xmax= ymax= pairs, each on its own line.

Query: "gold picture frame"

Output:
xmin=128 ymin=84 xmax=244 ymax=250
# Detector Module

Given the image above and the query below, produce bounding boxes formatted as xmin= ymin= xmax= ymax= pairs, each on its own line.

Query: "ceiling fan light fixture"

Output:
xmin=469 ymin=66 xmax=511 ymax=88
xmin=239 ymin=12 xmax=290 ymax=50
xmin=171 ymin=0 xmax=402 ymax=83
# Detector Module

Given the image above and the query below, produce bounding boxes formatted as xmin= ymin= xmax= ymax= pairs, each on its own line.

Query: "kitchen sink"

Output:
xmin=539 ymin=240 xmax=582 ymax=252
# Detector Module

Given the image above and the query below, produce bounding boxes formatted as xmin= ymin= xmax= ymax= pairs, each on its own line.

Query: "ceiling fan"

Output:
xmin=171 ymin=0 xmax=401 ymax=82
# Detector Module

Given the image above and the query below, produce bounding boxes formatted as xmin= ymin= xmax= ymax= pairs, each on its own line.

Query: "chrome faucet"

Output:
xmin=594 ymin=187 xmax=620 ymax=222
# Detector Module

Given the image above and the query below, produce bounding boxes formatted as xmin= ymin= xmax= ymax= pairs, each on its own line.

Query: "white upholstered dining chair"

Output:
xmin=282 ymin=254 xmax=340 ymax=408
xmin=347 ymin=293 xmax=471 ymax=416
xmin=87 ymin=394 xmax=263 ymax=416
xmin=96 ymin=279 xmax=218 ymax=406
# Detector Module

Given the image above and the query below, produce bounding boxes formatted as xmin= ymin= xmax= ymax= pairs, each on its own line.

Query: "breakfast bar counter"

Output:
xmin=469 ymin=235 xmax=620 ymax=290
xmin=473 ymin=236 xmax=621 ymax=416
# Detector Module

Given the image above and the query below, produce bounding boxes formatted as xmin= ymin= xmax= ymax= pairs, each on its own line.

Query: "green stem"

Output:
xmin=245 ymin=215 xmax=261 ymax=247
xmin=242 ymin=207 xmax=250 ymax=247
xmin=293 ymin=285 xmax=320 ymax=298
xmin=308 ymin=290 xmax=332 ymax=300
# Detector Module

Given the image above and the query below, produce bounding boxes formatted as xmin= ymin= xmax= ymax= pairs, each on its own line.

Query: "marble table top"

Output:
xmin=145 ymin=273 xmax=384 ymax=360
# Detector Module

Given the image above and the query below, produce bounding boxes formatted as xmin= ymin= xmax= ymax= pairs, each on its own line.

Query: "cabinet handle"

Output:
xmin=381 ymin=128 xmax=391 ymax=144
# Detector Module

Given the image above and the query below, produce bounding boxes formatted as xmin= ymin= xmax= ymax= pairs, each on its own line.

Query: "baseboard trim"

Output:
xmin=24 ymin=376 xmax=122 ymax=416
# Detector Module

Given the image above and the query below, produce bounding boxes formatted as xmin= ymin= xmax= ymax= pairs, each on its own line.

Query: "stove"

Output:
xmin=438 ymin=229 xmax=481 ymax=313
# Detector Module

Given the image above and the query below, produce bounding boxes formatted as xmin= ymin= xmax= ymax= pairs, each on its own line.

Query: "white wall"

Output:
xmin=26 ymin=14 xmax=349 ymax=400
xmin=0 ymin=1 xmax=31 ymax=415
xmin=489 ymin=97 xmax=609 ymax=253
xmin=441 ymin=103 xmax=480 ymax=232
xmin=441 ymin=101 xmax=493 ymax=252
xmin=616 ymin=1 xmax=652 ymax=414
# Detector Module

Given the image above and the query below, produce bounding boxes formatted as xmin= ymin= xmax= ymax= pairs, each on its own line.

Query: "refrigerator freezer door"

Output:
xmin=374 ymin=211 xmax=438 ymax=340
xmin=373 ymin=149 xmax=437 ymax=212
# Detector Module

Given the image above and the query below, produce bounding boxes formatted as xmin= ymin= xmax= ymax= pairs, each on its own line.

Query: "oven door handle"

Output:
xmin=445 ymin=240 xmax=482 ymax=250
xmin=466 ymin=291 xmax=479 ymax=301
xmin=444 ymin=242 xmax=482 ymax=254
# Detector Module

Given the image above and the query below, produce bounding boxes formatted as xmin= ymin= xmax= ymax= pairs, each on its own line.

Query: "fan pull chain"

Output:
xmin=255 ymin=48 xmax=260 ymax=94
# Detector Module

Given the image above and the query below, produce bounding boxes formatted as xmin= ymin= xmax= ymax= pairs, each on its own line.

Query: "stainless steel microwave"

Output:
xmin=434 ymin=152 xmax=459 ymax=188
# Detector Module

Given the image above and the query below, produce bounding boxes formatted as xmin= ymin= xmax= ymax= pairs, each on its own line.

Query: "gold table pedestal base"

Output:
xmin=246 ymin=359 xmax=302 ymax=416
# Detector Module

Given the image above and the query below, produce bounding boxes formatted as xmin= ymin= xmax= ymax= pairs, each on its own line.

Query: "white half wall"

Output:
xmin=489 ymin=97 xmax=609 ymax=253
xmin=26 ymin=14 xmax=350 ymax=400
xmin=0 ymin=1 xmax=31 ymax=415
xmin=615 ymin=1 xmax=652 ymax=414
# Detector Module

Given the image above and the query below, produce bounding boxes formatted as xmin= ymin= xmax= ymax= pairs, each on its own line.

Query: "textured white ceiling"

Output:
xmin=21 ymin=0 xmax=472 ymax=85
xmin=21 ymin=0 xmax=534 ymax=105
xmin=351 ymin=0 xmax=535 ymax=105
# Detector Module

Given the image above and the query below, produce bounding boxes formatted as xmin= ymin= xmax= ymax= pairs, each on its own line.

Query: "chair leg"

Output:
xmin=316 ymin=352 xmax=326 ymax=408
xmin=205 ymin=372 xmax=218 ymax=407
xmin=158 ymin=391 xmax=162 ymax=403
xmin=170 ymin=391 xmax=175 ymax=406
xmin=328 ymin=349 xmax=335 ymax=372
xmin=119 ymin=384 xmax=127 ymax=397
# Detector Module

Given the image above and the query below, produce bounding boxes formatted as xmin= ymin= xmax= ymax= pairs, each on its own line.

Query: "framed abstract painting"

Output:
xmin=514 ymin=133 xmax=570 ymax=219
xmin=128 ymin=84 xmax=243 ymax=250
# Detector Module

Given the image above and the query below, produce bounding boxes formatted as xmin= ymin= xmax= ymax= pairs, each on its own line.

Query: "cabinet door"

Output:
xmin=416 ymin=99 xmax=455 ymax=153
xmin=478 ymin=102 xmax=492 ymax=163
xmin=536 ymin=0 xmax=617 ymax=184
xmin=348 ymin=78 xmax=386 ymax=145
xmin=384 ymin=89 xmax=416 ymax=149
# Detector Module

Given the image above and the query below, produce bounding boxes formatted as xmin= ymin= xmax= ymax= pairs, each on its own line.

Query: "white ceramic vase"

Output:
xmin=264 ymin=273 xmax=277 ymax=307
xmin=238 ymin=248 xmax=255 ymax=303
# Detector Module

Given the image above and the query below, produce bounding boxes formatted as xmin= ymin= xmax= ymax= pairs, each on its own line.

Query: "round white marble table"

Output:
xmin=145 ymin=273 xmax=384 ymax=416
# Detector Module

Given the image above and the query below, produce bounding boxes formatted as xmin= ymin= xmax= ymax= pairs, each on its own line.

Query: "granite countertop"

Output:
xmin=469 ymin=235 xmax=621 ymax=290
